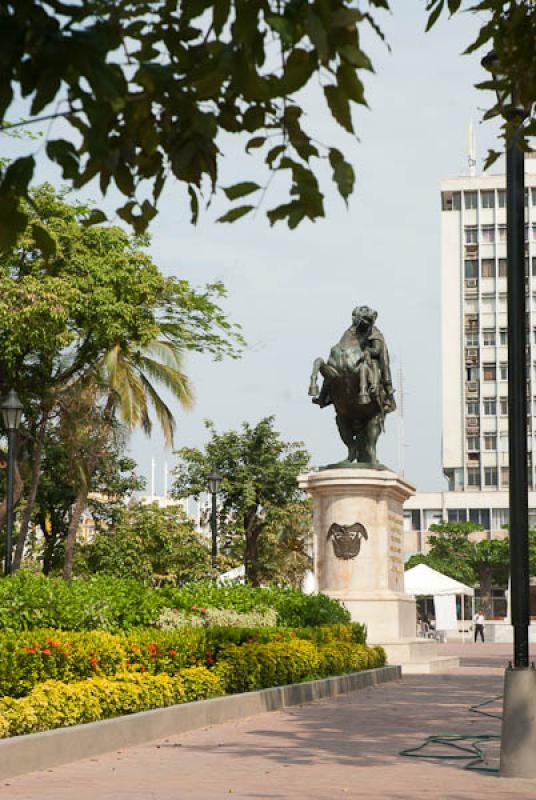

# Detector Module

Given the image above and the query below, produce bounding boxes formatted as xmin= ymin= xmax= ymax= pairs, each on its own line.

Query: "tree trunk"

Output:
xmin=244 ymin=507 xmax=260 ymax=587
xmin=13 ymin=412 xmax=49 ymax=571
xmin=62 ymin=484 xmax=90 ymax=580
xmin=479 ymin=564 xmax=493 ymax=616
xmin=0 ymin=455 xmax=23 ymax=530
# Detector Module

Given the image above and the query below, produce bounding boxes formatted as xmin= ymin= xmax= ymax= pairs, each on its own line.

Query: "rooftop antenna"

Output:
xmin=467 ymin=120 xmax=477 ymax=177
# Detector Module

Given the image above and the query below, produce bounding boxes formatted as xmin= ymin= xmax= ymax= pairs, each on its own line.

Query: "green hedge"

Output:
xmin=0 ymin=623 xmax=367 ymax=698
xmin=0 ymin=573 xmax=350 ymax=631
xmin=0 ymin=640 xmax=386 ymax=738
xmin=215 ymin=640 xmax=386 ymax=694
xmin=0 ymin=667 xmax=222 ymax=738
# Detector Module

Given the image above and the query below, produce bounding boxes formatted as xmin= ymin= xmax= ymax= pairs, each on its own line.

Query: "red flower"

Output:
xmin=41 ymin=649 xmax=52 ymax=656
xmin=200 ymin=608 xmax=207 ymax=614
xmin=89 ymin=657 xmax=98 ymax=669
xmin=191 ymin=605 xmax=198 ymax=610
xmin=168 ymin=649 xmax=177 ymax=657
xmin=206 ymin=649 xmax=215 ymax=666
xmin=22 ymin=646 xmax=36 ymax=654
xmin=290 ymin=632 xmax=297 ymax=638
xmin=47 ymin=639 xmax=61 ymax=648
xmin=274 ymin=633 xmax=281 ymax=641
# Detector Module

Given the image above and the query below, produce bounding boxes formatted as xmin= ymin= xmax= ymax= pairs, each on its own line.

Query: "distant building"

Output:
xmin=402 ymin=153 xmax=536 ymax=619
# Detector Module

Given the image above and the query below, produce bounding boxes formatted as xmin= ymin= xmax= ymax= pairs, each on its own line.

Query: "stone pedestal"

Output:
xmin=299 ymin=468 xmax=459 ymax=673
xmin=299 ymin=468 xmax=416 ymax=643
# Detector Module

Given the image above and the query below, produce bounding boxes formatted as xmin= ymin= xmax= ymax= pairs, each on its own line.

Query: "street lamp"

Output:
xmin=207 ymin=469 xmax=222 ymax=567
xmin=481 ymin=49 xmax=534 ymax=778
xmin=1 ymin=389 xmax=23 ymax=576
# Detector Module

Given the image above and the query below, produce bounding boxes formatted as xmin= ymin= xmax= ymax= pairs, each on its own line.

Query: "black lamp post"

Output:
xmin=207 ymin=469 xmax=222 ymax=566
xmin=481 ymin=49 xmax=534 ymax=778
xmin=1 ymin=390 xmax=23 ymax=576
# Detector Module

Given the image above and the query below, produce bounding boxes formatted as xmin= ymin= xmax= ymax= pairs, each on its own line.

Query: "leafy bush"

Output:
xmin=0 ymin=573 xmax=349 ymax=631
xmin=0 ymin=667 xmax=223 ymax=738
xmin=0 ymin=573 xmax=163 ymax=632
xmin=215 ymin=640 xmax=320 ymax=693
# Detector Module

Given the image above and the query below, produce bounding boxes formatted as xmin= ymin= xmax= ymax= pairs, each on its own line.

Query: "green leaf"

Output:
xmin=337 ymin=64 xmax=367 ymax=105
xmin=2 ymin=156 xmax=35 ymax=193
xmin=213 ymin=0 xmax=231 ymax=35
xmin=324 ymin=86 xmax=353 ymax=133
xmin=425 ymin=0 xmax=445 ymax=32
xmin=280 ymin=50 xmax=316 ymax=94
xmin=223 ymin=182 xmax=260 ymax=200
xmin=305 ymin=11 xmax=329 ymax=62
xmin=83 ymin=209 xmax=108 ymax=226
xmin=46 ymin=139 xmax=80 ymax=180
xmin=483 ymin=149 xmax=501 ymax=171
xmin=329 ymin=149 xmax=355 ymax=204
xmin=266 ymin=145 xmax=286 ymax=167
xmin=330 ymin=8 xmax=363 ymax=28
xmin=447 ymin=0 xmax=462 ymax=13
xmin=31 ymin=223 xmax=57 ymax=257
xmin=338 ymin=45 xmax=374 ymax=71
xmin=217 ymin=205 xmax=255 ymax=223
xmin=246 ymin=137 xmax=266 ymax=152
xmin=188 ymin=185 xmax=199 ymax=224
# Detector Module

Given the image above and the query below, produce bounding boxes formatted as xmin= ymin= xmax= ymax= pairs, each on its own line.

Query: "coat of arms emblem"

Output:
xmin=327 ymin=522 xmax=368 ymax=560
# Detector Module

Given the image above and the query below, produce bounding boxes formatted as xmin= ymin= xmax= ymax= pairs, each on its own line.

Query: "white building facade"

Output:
xmin=404 ymin=154 xmax=536 ymax=582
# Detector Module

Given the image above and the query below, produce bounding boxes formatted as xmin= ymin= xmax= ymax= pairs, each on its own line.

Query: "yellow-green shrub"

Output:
xmin=215 ymin=639 xmax=320 ymax=693
xmin=0 ymin=667 xmax=223 ymax=738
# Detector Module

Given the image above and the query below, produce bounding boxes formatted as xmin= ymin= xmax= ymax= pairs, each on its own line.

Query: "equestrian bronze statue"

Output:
xmin=308 ymin=305 xmax=396 ymax=467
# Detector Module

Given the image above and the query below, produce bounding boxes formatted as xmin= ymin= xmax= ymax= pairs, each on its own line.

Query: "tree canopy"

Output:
xmin=0 ymin=0 xmax=390 ymax=246
xmin=172 ymin=416 xmax=311 ymax=585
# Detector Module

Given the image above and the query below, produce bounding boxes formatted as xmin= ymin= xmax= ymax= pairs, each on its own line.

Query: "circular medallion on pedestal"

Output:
xmin=327 ymin=522 xmax=368 ymax=560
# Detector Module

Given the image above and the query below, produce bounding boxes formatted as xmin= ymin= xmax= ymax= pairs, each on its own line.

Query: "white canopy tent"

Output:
xmin=404 ymin=564 xmax=474 ymax=639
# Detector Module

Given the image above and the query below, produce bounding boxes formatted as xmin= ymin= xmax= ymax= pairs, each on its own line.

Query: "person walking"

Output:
xmin=473 ymin=610 xmax=485 ymax=643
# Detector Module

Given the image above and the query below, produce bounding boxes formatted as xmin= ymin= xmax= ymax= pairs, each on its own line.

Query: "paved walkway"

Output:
xmin=2 ymin=643 xmax=536 ymax=799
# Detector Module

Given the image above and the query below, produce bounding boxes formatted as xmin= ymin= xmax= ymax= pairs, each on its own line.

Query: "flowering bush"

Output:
xmin=0 ymin=667 xmax=223 ymax=738
xmin=157 ymin=605 xmax=278 ymax=630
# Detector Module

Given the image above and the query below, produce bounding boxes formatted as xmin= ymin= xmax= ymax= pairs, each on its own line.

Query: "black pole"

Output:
xmin=211 ymin=491 xmax=218 ymax=566
xmin=4 ymin=429 xmax=16 ymax=576
xmin=506 ymin=128 xmax=530 ymax=668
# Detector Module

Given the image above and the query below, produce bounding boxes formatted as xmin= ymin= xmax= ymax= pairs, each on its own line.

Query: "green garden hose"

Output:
xmin=399 ymin=695 xmax=503 ymax=773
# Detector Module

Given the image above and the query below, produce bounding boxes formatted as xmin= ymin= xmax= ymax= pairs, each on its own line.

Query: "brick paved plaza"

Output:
xmin=1 ymin=643 xmax=535 ymax=800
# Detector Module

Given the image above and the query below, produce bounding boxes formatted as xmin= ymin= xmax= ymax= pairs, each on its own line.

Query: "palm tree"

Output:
xmin=62 ymin=337 xmax=193 ymax=578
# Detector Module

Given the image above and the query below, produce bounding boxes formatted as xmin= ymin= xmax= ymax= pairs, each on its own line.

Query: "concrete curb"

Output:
xmin=0 ymin=666 xmax=400 ymax=780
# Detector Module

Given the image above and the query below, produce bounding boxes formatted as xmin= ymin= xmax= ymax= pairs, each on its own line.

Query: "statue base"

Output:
xmin=322 ymin=460 xmax=388 ymax=471
xmin=298 ymin=468 xmax=459 ymax=674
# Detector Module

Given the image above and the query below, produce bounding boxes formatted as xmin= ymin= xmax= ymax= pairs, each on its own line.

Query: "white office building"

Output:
xmin=404 ymin=152 xmax=536 ymax=572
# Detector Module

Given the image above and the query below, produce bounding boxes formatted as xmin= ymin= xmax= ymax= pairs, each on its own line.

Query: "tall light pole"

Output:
xmin=207 ymin=469 xmax=222 ymax=567
xmin=481 ymin=49 xmax=535 ymax=778
xmin=1 ymin=390 xmax=23 ymax=576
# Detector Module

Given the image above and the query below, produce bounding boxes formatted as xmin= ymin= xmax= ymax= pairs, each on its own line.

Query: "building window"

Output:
xmin=484 ymin=433 xmax=497 ymax=450
xmin=481 ymin=259 xmax=495 ymax=278
xmin=498 ymin=292 xmax=507 ymax=310
xmin=532 ymin=188 xmax=536 ymax=207
xmin=483 ymin=363 xmax=496 ymax=381
xmin=467 ymin=366 xmax=479 ymax=381
xmin=498 ymin=189 xmax=506 ymax=208
xmin=467 ymin=435 xmax=480 ymax=450
xmin=500 ymin=397 xmax=508 ymax=415
xmin=533 ymin=257 xmax=536 ymax=277
xmin=464 ymin=260 xmax=478 ymax=279
xmin=481 ymin=225 xmax=495 ymax=243
xmin=500 ymin=363 xmax=508 ymax=380
xmin=465 ymin=192 xmax=478 ymax=210
xmin=498 ymin=258 xmax=507 ymax=277
xmin=481 ymin=190 xmax=495 ymax=209
xmin=466 ymin=401 xmax=480 ymax=415
xmin=483 ymin=399 xmax=497 ymax=415
xmin=465 ymin=225 xmax=478 ymax=244
xmin=442 ymin=191 xmax=461 ymax=211
xmin=467 ymin=468 xmax=481 ymax=487
xmin=466 ymin=331 xmax=479 ymax=347
xmin=499 ymin=328 xmax=507 ymax=346
xmin=501 ymin=466 xmax=509 ymax=487
xmin=403 ymin=510 xmax=421 ymax=531
xmin=448 ymin=509 xmax=468 ymax=523
xmin=470 ymin=508 xmax=490 ymax=527
xmin=484 ymin=467 xmax=498 ymax=487
xmin=481 ymin=295 xmax=495 ymax=313
xmin=498 ymin=224 xmax=507 ymax=242
xmin=465 ymin=298 xmax=478 ymax=313
xmin=482 ymin=328 xmax=496 ymax=346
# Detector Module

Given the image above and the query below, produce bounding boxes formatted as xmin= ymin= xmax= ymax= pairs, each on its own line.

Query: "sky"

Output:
xmin=6 ymin=1 xmax=503 ymax=495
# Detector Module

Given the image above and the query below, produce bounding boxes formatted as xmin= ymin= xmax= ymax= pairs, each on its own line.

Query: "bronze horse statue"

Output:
xmin=308 ymin=305 xmax=395 ymax=466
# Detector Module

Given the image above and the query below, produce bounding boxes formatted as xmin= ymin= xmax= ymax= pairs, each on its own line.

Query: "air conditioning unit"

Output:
xmin=465 ymin=278 xmax=478 ymax=289
xmin=465 ymin=348 xmax=479 ymax=365
xmin=466 ymin=381 xmax=479 ymax=398
xmin=465 ymin=314 xmax=479 ymax=329
xmin=466 ymin=417 xmax=480 ymax=431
